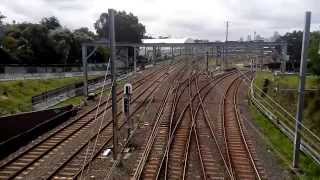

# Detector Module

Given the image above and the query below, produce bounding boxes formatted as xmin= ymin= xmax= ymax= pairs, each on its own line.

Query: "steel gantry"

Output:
xmin=81 ymin=40 xmax=287 ymax=96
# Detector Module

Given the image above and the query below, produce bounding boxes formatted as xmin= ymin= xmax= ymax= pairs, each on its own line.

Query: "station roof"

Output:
xmin=142 ymin=38 xmax=194 ymax=44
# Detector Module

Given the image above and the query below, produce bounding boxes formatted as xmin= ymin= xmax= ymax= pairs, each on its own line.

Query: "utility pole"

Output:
xmin=224 ymin=21 xmax=229 ymax=70
xmin=153 ymin=46 xmax=156 ymax=65
xmin=226 ymin=21 xmax=229 ymax=42
xmin=171 ymin=46 xmax=174 ymax=58
xmin=260 ymin=47 xmax=264 ymax=71
xmin=293 ymin=11 xmax=311 ymax=168
xmin=108 ymin=9 xmax=118 ymax=160
xmin=81 ymin=45 xmax=88 ymax=97
xmin=126 ymin=48 xmax=129 ymax=74
xmin=133 ymin=47 xmax=137 ymax=73
xmin=206 ymin=51 xmax=209 ymax=72
xmin=281 ymin=44 xmax=288 ymax=73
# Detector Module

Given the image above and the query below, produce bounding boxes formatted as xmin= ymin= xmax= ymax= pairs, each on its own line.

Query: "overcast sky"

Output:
xmin=0 ymin=0 xmax=319 ymax=41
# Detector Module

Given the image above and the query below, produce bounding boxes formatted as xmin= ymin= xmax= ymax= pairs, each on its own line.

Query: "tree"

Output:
xmin=2 ymin=36 xmax=17 ymax=50
xmin=278 ymin=31 xmax=303 ymax=62
xmin=40 ymin=16 xmax=61 ymax=30
xmin=0 ymin=12 xmax=5 ymax=25
xmin=20 ymin=23 xmax=57 ymax=64
xmin=278 ymin=31 xmax=303 ymax=71
xmin=49 ymin=28 xmax=73 ymax=64
xmin=309 ymin=31 xmax=320 ymax=75
xmin=94 ymin=11 xmax=146 ymax=43
xmin=0 ymin=12 xmax=6 ymax=41
xmin=73 ymin=27 xmax=95 ymax=42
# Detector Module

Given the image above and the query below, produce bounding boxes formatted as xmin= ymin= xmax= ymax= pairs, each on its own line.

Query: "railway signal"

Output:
xmin=123 ymin=83 xmax=133 ymax=136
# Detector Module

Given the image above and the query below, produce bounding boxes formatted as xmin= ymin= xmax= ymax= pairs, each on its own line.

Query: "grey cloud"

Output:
xmin=1 ymin=0 xmax=320 ymax=41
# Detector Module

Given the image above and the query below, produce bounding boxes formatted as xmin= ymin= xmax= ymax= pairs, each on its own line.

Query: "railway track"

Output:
xmin=48 ymin=68 xmax=172 ymax=179
xmin=0 ymin=62 xmax=181 ymax=179
xmin=222 ymin=73 xmax=265 ymax=179
xmin=133 ymin=70 xmax=237 ymax=180
xmin=159 ymin=72 xmax=234 ymax=180
xmin=50 ymin=62 xmax=187 ymax=180
xmin=0 ymin=60 xmax=267 ymax=179
xmin=132 ymin=64 xmax=191 ymax=180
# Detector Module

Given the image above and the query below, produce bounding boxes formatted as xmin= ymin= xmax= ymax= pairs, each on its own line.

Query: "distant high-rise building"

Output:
xmin=239 ymin=37 xmax=244 ymax=42
xmin=247 ymin=35 xmax=252 ymax=41
xmin=255 ymin=34 xmax=264 ymax=41
xmin=270 ymin=31 xmax=281 ymax=42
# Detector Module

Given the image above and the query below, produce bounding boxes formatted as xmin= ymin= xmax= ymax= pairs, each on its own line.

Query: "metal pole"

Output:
xmin=293 ymin=11 xmax=311 ymax=168
xmin=260 ymin=47 xmax=264 ymax=71
xmin=108 ymin=9 xmax=118 ymax=160
xmin=81 ymin=45 xmax=88 ymax=97
xmin=153 ymin=46 xmax=156 ymax=65
xmin=126 ymin=48 xmax=129 ymax=73
xmin=133 ymin=47 xmax=137 ymax=73
xmin=281 ymin=44 xmax=288 ymax=72
xmin=216 ymin=46 xmax=219 ymax=66
xmin=171 ymin=46 xmax=174 ymax=58
xmin=225 ymin=21 xmax=229 ymax=42
xmin=145 ymin=46 xmax=147 ymax=57
xmin=222 ymin=46 xmax=225 ymax=70
xmin=206 ymin=51 xmax=209 ymax=72
xmin=225 ymin=21 xmax=229 ymax=70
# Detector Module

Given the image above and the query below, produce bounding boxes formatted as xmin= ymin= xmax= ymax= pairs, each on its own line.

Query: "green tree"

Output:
xmin=94 ymin=11 xmax=146 ymax=43
xmin=309 ymin=31 xmax=320 ymax=75
xmin=0 ymin=12 xmax=6 ymax=42
xmin=40 ymin=16 xmax=61 ymax=30
xmin=20 ymin=23 xmax=57 ymax=64
xmin=278 ymin=31 xmax=303 ymax=69
xmin=0 ymin=11 xmax=5 ymax=25
xmin=73 ymin=27 xmax=95 ymax=42
xmin=68 ymin=27 xmax=96 ymax=64
xmin=2 ymin=36 xmax=17 ymax=50
xmin=49 ymin=28 xmax=73 ymax=64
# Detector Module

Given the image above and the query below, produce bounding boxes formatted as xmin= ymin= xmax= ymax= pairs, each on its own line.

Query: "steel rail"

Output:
xmin=195 ymin=76 xmax=234 ymax=179
xmin=157 ymin=70 xmax=237 ymax=180
xmin=0 ymin=63 xmax=175 ymax=179
xmin=131 ymin=66 xmax=186 ymax=180
xmin=222 ymin=72 xmax=263 ymax=179
xmin=233 ymin=76 xmax=262 ymax=180
xmin=47 ymin=64 xmax=178 ymax=179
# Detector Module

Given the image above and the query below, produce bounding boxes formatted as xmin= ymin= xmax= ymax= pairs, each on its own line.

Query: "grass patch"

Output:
xmin=53 ymin=79 xmax=126 ymax=108
xmin=249 ymin=103 xmax=320 ymax=179
xmin=255 ymin=72 xmax=320 ymax=90
xmin=0 ymin=77 xmax=86 ymax=116
xmin=54 ymin=96 xmax=84 ymax=108
xmin=254 ymin=72 xmax=320 ymax=136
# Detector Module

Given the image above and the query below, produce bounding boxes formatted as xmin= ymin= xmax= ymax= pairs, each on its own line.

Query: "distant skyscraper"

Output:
xmin=255 ymin=34 xmax=264 ymax=41
xmin=270 ymin=31 xmax=281 ymax=42
xmin=247 ymin=35 xmax=252 ymax=41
